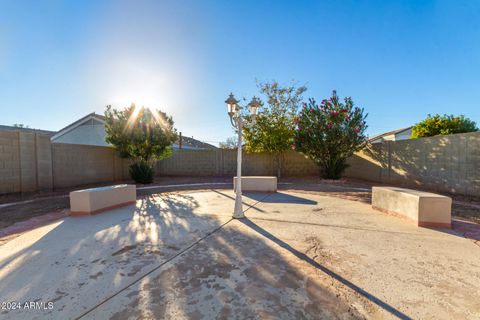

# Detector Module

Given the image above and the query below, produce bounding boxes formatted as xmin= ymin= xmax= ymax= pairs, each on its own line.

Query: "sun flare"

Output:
xmin=123 ymin=103 xmax=169 ymax=133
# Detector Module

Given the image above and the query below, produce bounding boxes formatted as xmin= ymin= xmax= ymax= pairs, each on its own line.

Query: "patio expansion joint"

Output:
xmin=248 ymin=216 xmax=426 ymax=236
xmin=74 ymin=191 xmax=273 ymax=320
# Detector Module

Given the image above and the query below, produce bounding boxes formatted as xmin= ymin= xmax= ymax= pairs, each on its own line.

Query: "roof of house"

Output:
xmin=369 ymin=126 xmax=412 ymax=142
xmin=177 ymin=136 xmax=217 ymax=150
xmin=51 ymin=112 xmax=105 ymax=141
xmin=0 ymin=125 xmax=56 ymax=136
xmin=51 ymin=111 xmax=217 ymax=149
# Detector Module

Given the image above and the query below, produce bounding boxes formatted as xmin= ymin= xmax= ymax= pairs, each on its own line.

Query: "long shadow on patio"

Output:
xmin=0 ymin=191 xmax=368 ymax=319
xmin=239 ymin=217 xmax=412 ymax=320
xmin=245 ymin=192 xmax=318 ymax=205
xmin=0 ymin=193 xmax=226 ymax=319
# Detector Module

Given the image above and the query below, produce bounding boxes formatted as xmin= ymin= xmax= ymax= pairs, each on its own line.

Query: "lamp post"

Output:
xmin=225 ymin=93 xmax=260 ymax=218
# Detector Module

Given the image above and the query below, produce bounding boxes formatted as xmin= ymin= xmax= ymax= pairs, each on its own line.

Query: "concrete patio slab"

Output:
xmin=84 ymin=218 xmax=372 ymax=320
xmin=0 ymin=192 xmax=236 ymax=319
xmin=243 ymin=191 xmax=480 ymax=319
xmin=0 ymin=190 xmax=479 ymax=319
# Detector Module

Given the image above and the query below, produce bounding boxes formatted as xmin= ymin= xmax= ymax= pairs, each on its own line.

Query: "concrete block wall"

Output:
xmin=155 ymin=150 xmax=318 ymax=176
xmin=156 ymin=150 xmax=220 ymax=176
xmin=0 ymin=131 xmax=54 ymax=194
xmin=344 ymin=143 xmax=385 ymax=182
xmin=283 ymin=151 xmax=318 ymax=175
xmin=1 ymin=130 xmax=479 ymax=196
xmin=0 ymin=130 xmax=130 ymax=194
xmin=345 ymin=131 xmax=480 ymax=197
xmin=36 ymin=134 xmax=54 ymax=191
xmin=52 ymin=144 xmax=128 ymax=189
xmin=19 ymin=132 xmax=39 ymax=192
xmin=0 ymin=131 xmax=21 ymax=194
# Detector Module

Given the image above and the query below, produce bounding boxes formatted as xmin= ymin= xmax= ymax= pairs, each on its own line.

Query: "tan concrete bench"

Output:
xmin=70 ymin=184 xmax=136 ymax=216
xmin=234 ymin=176 xmax=277 ymax=192
xmin=372 ymin=186 xmax=452 ymax=228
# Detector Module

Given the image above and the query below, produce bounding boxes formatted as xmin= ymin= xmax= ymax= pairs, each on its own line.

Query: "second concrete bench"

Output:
xmin=372 ymin=186 xmax=452 ymax=228
xmin=233 ymin=176 xmax=277 ymax=192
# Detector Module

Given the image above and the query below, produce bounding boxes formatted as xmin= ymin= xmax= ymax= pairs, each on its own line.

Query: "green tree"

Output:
xmin=243 ymin=80 xmax=307 ymax=177
xmin=294 ymin=90 xmax=368 ymax=179
xmin=13 ymin=123 xmax=29 ymax=128
xmin=219 ymin=137 xmax=237 ymax=149
xmin=411 ymin=114 xmax=478 ymax=138
xmin=104 ymin=104 xmax=177 ymax=183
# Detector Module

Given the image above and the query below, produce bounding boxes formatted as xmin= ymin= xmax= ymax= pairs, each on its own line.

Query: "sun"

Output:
xmin=123 ymin=103 xmax=169 ymax=133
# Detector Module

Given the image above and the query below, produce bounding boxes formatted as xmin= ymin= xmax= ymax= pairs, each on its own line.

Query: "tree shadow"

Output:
xmin=0 ymin=193 xmax=227 ymax=319
xmin=103 ymin=214 xmax=372 ymax=319
xmin=0 ymin=191 xmax=382 ymax=319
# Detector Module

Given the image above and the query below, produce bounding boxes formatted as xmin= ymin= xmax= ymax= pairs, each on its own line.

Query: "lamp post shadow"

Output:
xmin=239 ymin=217 xmax=412 ymax=320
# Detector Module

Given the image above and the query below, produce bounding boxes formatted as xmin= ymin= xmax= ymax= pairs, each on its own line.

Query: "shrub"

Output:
xmin=129 ymin=161 xmax=154 ymax=184
xmin=411 ymin=114 xmax=478 ymax=138
xmin=294 ymin=90 xmax=368 ymax=179
xmin=104 ymin=104 xmax=177 ymax=184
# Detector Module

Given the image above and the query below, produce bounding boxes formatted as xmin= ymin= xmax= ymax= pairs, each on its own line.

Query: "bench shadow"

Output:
xmin=239 ymin=217 xmax=412 ymax=320
xmin=244 ymin=192 xmax=318 ymax=205
xmin=450 ymin=219 xmax=480 ymax=243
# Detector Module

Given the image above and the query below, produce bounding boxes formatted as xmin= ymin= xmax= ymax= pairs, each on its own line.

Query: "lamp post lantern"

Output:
xmin=225 ymin=93 xmax=260 ymax=218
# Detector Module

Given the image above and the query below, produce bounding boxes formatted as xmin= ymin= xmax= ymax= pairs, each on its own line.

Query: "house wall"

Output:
xmin=380 ymin=134 xmax=396 ymax=142
xmin=51 ymin=124 xmax=208 ymax=150
xmin=395 ymin=128 xmax=412 ymax=141
xmin=52 ymin=123 xmax=108 ymax=147
xmin=370 ymin=128 xmax=412 ymax=144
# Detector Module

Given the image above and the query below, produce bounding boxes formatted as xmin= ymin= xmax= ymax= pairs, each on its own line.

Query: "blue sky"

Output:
xmin=1 ymin=0 xmax=479 ymax=145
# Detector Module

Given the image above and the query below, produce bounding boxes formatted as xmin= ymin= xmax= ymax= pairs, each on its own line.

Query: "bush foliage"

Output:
xmin=104 ymin=104 xmax=177 ymax=183
xmin=294 ymin=91 xmax=368 ymax=179
xmin=129 ymin=160 xmax=155 ymax=184
xmin=411 ymin=114 xmax=478 ymax=138
xmin=243 ymin=81 xmax=307 ymax=177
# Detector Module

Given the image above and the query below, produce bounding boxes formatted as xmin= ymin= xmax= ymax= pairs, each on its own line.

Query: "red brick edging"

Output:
xmin=70 ymin=201 xmax=137 ymax=216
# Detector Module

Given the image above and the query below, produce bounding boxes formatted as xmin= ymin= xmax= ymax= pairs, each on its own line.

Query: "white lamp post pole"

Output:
xmin=233 ymin=116 xmax=244 ymax=218
xmin=225 ymin=93 xmax=260 ymax=219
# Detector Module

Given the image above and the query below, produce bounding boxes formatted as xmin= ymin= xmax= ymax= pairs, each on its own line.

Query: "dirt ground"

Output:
xmin=1 ymin=176 xmax=478 ymax=232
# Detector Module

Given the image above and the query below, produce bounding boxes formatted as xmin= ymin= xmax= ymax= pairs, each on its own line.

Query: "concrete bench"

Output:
xmin=70 ymin=184 xmax=136 ymax=216
xmin=372 ymin=186 xmax=452 ymax=228
xmin=234 ymin=176 xmax=277 ymax=192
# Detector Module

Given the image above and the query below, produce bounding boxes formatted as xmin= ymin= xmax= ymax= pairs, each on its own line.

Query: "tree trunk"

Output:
xmin=276 ymin=152 xmax=283 ymax=178
xmin=319 ymin=158 xmax=348 ymax=179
